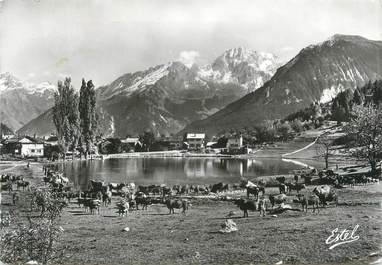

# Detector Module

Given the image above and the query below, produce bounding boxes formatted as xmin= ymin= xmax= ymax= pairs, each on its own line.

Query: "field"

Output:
xmin=1 ymin=161 xmax=382 ymax=265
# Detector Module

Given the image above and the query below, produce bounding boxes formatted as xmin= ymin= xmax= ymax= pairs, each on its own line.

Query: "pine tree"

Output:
xmin=79 ymin=79 xmax=98 ymax=158
xmin=52 ymin=78 xmax=80 ymax=159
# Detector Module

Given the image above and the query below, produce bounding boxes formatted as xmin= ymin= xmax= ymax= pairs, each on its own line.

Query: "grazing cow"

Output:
xmin=195 ymin=185 xmax=209 ymax=194
xmin=276 ymin=176 xmax=286 ymax=183
xmin=135 ymin=193 xmax=151 ymax=210
xmin=117 ymin=200 xmax=129 ymax=216
xmin=246 ymin=186 xmax=260 ymax=199
xmin=16 ymin=180 xmax=30 ymax=191
xmin=165 ymin=199 xmax=189 ymax=214
xmin=180 ymin=185 xmax=190 ymax=195
xmin=102 ymin=190 xmax=112 ymax=206
xmin=296 ymin=194 xmax=320 ymax=213
xmin=286 ymin=183 xmax=306 ymax=194
xmin=313 ymin=185 xmax=338 ymax=207
xmin=233 ymin=199 xmax=257 ymax=218
xmin=90 ymin=180 xmax=104 ymax=192
xmin=268 ymin=194 xmax=287 ymax=208
xmin=172 ymin=185 xmax=182 ymax=194
xmin=279 ymin=183 xmax=287 ymax=194
xmin=211 ymin=182 xmax=229 ymax=193
xmin=84 ymin=199 xmax=101 ymax=214
xmin=2 ymin=182 xmax=13 ymax=193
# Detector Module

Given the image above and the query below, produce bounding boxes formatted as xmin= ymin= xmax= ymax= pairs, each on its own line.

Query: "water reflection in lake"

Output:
xmin=58 ymin=157 xmax=324 ymax=190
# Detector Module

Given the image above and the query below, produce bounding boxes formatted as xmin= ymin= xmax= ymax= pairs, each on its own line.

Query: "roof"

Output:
xmin=186 ymin=133 xmax=205 ymax=139
xmin=3 ymin=136 xmax=43 ymax=145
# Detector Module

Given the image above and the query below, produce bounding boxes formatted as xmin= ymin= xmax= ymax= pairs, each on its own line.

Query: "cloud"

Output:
xmin=27 ymin=72 xmax=36 ymax=78
xmin=178 ymin=50 xmax=200 ymax=68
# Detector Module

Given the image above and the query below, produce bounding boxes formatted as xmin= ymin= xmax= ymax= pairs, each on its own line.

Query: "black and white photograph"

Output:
xmin=0 ymin=0 xmax=381 ymax=264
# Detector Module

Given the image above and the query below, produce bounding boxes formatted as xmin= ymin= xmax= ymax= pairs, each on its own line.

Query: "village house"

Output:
xmin=121 ymin=137 xmax=142 ymax=151
xmin=2 ymin=136 xmax=44 ymax=158
xmin=186 ymin=133 xmax=205 ymax=150
xmin=226 ymin=135 xmax=243 ymax=150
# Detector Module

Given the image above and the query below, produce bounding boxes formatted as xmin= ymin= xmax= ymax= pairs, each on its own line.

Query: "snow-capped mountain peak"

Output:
xmin=0 ymin=72 xmax=56 ymax=95
xmin=198 ymin=47 xmax=279 ymax=92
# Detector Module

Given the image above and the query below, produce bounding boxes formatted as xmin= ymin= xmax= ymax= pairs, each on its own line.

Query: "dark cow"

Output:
xmin=180 ymin=185 xmax=190 ymax=195
xmin=269 ymin=194 xmax=287 ymax=208
xmin=276 ymin=176 xmax=286 ymax=183
xmin=162 ymin=186 xmax=173 ymax=197
xmin=165 ymin=199 xmax=189 ymax=214
xmin=116 ymin=200 xmax=129 ymax=216
xmin=286 ymin=183 xmax=306 ymax=194
xmin=296 ymin=194 xmax=320 ymax=213
xmin=211 ymin=182 xmax=229 ymax=193
xmin=102 ymin=190 xmax=112 ymax=206
xmin=279 ymin=183 xmax=287 ymax=194
xmin=233 ymin=199 xmax=257 ymax=218
xmin=313 ymin=185 xmax=338 ymax=207
xmin=135 ymin=192 xmax=151 ymax=210
xmin=16 ymin=180 xmax=30 ymax=190
xmin=83 ymin=199 xmax=101 ymax=214
xmin=246 ymin=186 xmax=260 ymax=199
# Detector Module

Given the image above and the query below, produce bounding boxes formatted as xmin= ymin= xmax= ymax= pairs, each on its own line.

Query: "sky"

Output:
xmin=0 ymin=0 xmax=381 ymax=87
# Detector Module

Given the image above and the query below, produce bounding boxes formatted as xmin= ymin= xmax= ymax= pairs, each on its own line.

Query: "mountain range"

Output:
xmin=17 ymin=47 xmax=279 ymax=137
xmin=6 ymin=34 xmax=382 ymax=138
xmin=183 ymin=35 xmax=382 ymax=135
xmin=0 ymin=72 xmax=56 ymax=131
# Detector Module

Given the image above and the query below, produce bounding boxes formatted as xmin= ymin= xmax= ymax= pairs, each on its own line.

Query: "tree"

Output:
xmin=345 ymin=104 xmax=382 ymax=175
xmin=315 ymin=133 xmax=335 ymax=169
xmin=139 ymin=131 xmax=156 ymax=152
xmin=79 ymin=79 xmax=98 ymax=158
xmin=0 ymin=188 xmax=67 ymax=264
xmin=52 ymin=78 xmax=80 ymax=159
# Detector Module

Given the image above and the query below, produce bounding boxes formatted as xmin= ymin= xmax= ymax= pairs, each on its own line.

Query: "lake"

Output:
xmin=58 ymin=157 xmax=326 ymax=190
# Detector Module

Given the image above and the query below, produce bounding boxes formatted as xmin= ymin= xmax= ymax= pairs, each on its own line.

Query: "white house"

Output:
xmin=3 ymin=137 xmax=44 ymax=158
xmin=226 ymin=135 xmax=243 ymax=150
xmin=186 ymin=133 xmax=205 ymax=150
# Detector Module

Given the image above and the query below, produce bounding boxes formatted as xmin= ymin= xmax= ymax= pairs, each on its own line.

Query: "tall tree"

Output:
xmin=315 ymin=133 xmax=335 ymax=169
xmin=52 ymin=78 xmax=80 ymax=159
xmin=79 ymin=79 xmax=98 ymax=158
xmin=345 ymin=104 xmax=382 ymax=175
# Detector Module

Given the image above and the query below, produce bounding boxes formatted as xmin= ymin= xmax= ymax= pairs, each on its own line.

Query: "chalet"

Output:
xmin=186 ymin=133 xmax=205 ymax=150
xmin=121 ymin=137 xmax=142 ymax=149
xmin=226 ymin=135 xmax=243 ymax=150
xmin=2 ymin=136 xmax=44 ymax=158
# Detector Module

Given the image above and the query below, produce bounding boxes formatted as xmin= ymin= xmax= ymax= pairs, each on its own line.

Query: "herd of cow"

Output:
xmin=2 ymin=164 xmax=380 ymax=219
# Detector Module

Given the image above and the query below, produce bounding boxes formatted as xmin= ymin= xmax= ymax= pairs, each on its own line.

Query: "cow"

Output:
xmin=180 ymin=185 xmax=190 ymax=195
xmin=286 ymin=183 xmax=306 ymax=194
xmin=211 ymin=182 xmax=229 ymax=193
xmin=246 ymin=186 xmax=260 ymax=199
xmin=162 ymin=186 xmax=173 ymax=197
xmin=279 ymin=183 xmax=287 ymax=194
xmin=102 ymin=190 xmax=112 ymax=206
xmin=117 ymin=200 xmax=129 ymax=217
xmin=313 ymin=185 xmax=338 ymax=207
xmin=16 ymin=180 xmax=30 ymax=191
xmin=135 ymin=193 xmax=152 ymax=210
xmin=276 ymin=176 xmax=286 ymax=183
xmin=233 ymin=199 xmax=257 ymax=218
xmin=165 ymin=199 xmax=189 ymax=214
xmin=84 ymin=199 xmax=101 ymax=214
xmin=296 ymin=194 xmax=320 ymax=213
xmin=268 ymin=194 xmax=287 ymax=208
